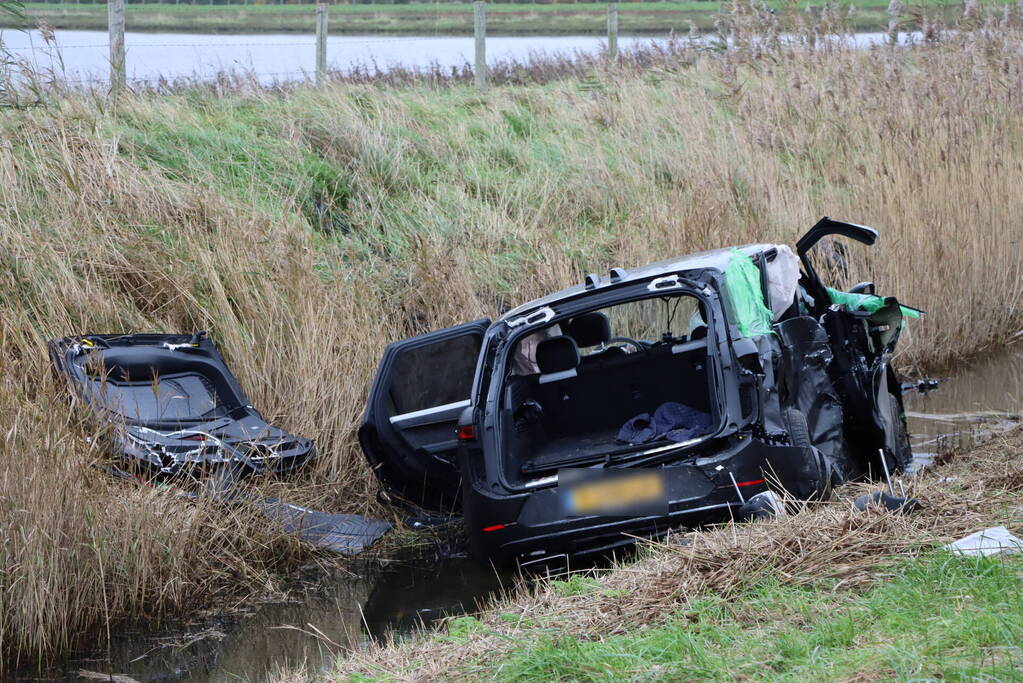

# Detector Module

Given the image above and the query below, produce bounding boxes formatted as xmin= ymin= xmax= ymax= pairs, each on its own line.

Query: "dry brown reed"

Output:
xmin=334 ymin=429 xmax=1023 ymax=681
xmin=2 ymin=6 xmax=1022 ymax=668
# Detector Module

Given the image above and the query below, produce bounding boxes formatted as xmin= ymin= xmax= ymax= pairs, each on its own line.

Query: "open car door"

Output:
xmin=795 ymin=216 xmax=878 ymax=317
xmin=359 ymin=319 xmax=490 ymax=513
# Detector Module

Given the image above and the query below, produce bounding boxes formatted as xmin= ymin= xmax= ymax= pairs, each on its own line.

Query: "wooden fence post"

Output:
xmin=316 ymin=2 xmax=328 ymax=84
xmin=607 ymin=2 xmax=618 ymax=64
xmin=474 ymin=0 xmax=486 ymax=90
xmin=108 ymin=0 xmax=126 ymax=95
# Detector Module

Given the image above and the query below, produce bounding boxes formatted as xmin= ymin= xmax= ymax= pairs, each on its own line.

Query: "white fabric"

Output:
xmin=765 ymin=244 xmax=801 ymax=320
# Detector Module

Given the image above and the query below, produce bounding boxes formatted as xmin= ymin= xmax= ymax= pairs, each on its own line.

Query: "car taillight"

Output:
xmin=456 ymin=424 xmax=476 ymax=441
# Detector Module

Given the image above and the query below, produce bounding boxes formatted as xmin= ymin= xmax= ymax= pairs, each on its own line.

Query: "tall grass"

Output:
xmin=1 ymin=7 xmax=1022 ymax=667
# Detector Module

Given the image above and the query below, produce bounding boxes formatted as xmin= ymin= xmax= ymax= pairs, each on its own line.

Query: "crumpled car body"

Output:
xmin=50 ymin=332 xmax=314 ymax=477
xmin=359 ymin=218 xmax=918 ymax=566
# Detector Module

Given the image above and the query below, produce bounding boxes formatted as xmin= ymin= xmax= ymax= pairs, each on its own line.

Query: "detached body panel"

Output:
xmin=50 ymin=332 xmax=315 ymax=477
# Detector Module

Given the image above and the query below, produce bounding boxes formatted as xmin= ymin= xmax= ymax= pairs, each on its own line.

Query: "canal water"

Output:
xmin=2 ymin=30 xmax=671 ymax=85
xmin=19 ymin=555 xmax=514 ymax=682
xmin=1 ymin=29 xmax=913 ymax=86
xmin=17 ymin=345 xmax=1018 ymax=682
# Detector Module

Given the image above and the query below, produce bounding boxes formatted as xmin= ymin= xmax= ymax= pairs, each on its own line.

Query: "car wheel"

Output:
xmin=783 ymin=408 xmax=831 ymax=500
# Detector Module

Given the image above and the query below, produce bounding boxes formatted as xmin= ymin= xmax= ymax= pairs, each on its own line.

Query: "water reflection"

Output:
xmin=1 ymin=30 xmax=669 ymax=85
xmin=2 ymin=29 xmax=920 ymax=86
xmin=40 ymin=556 xmax=508 ymax=683
xmin=904 ymin=346 xmax=1023 ymax=451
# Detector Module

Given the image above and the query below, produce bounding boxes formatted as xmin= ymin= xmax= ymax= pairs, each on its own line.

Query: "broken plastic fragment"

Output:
xmin=853 ymin=490 xmax=919 ymax=514
xmin=738 ymin=491 xmax=785 ymax=521
xmin=944 ymin=526 xmax=1023 ymax=557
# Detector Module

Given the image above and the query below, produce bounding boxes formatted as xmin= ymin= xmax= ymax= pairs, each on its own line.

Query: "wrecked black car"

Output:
xmin=361 ymin=218 xmax=920 ymax=567
xmin=50 ymin=332 xmax=315 ymax=476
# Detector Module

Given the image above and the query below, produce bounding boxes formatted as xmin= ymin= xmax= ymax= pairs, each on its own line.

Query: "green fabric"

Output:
xmin=723 ymin=249 xmax=774 ymax=337
xmin=826 ymin=287 xmax=921 ymax=319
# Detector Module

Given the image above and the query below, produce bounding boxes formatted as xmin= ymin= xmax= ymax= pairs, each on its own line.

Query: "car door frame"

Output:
xmin=359 ymin=319 xmax=491 ymax=513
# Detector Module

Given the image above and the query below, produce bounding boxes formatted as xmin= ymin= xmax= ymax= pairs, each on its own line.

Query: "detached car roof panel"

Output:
xmin=49 ymin=332 xmax=315 ymax=476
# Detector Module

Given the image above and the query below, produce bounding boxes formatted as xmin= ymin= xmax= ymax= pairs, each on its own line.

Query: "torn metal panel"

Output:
xmin=106 ymin=462 xmax=392 ymax=556
xmin=775 ymin=316 xmax=849 ymax=482
xmin=821 ymin=300 xmax=913 ymax=477
xmin=50 ymin=332 xmax=315 ymax=476
xmin=258 ymin=499 xmax=392 ymax=555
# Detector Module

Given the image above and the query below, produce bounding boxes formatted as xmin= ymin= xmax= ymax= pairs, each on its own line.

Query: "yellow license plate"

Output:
xmin=569 ymin=472 xmax=666 ymax=515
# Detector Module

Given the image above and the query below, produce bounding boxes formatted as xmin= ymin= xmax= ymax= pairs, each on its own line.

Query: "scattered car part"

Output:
xmin=54 ymin=333 xmax=390 ymax=555
xmin=111 ymin=462 xmax=390 ymax=555
xmin=945 ymin=526 xmax=1023 ymax=557
xmin=258 ymin=498 xmax=392 ymax=554
xmin=361 ymin=217 xmax=919 ymax=565
xmin=50 ymin=332 xmax=315 ymax=477
xmin=853 ymin=490 xmax=920 ymax=514
xmin=738 ymin=491 xmax=786 ymax=521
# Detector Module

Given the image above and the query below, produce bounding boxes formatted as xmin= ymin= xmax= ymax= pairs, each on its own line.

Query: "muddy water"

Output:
xmin=25 ymin=556 xmax=510 ymax=682
xmin=22 ymin=346 xmax=1023 ymax=682
xmin=903 ymin=346 xmax=1023 ymax=463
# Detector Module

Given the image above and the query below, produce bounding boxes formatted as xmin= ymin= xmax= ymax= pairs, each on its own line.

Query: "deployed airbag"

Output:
xmin=765 ymin=244 xmax=800 ymax=320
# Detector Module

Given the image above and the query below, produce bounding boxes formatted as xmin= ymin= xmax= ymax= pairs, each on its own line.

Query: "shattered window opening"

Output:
xmin=87 ymin=374 xmax=227 ymax=424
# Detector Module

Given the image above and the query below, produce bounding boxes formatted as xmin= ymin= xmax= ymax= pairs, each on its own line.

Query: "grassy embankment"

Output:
xmin=9 ymin=0 xmax=1003 ymax=34
xmin=2 ymin=9 xmax=1023 ymax=670
xmin=328 ymin=429 xmax=1023 ymax=681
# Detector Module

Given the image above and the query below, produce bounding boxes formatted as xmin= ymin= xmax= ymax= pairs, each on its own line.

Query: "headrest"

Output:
xmin=566 ymin=312 xmax=611 ymax=348
xmin=535 ymin=336 xmax=580 ymax=375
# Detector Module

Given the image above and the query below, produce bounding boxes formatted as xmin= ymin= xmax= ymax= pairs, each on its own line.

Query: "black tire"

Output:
xmin=783 ymin=408 xmax=831 ymax=500
xmin=784 ymin=407 xmax=813 ymax=450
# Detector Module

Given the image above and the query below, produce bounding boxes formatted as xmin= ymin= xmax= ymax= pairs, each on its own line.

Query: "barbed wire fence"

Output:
xmin=5 ymin=0 xmax=627 ymax=92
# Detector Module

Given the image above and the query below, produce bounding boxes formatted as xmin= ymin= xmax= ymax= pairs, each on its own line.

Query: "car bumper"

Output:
xmin=465 ymin=437 xmax=810 ymax=565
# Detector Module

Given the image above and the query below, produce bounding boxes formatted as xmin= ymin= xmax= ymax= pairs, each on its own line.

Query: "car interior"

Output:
xmin=499 ymin=294 xmax=717 ymax=481
xmin=74 ymin=341 xmax=243 ymax=428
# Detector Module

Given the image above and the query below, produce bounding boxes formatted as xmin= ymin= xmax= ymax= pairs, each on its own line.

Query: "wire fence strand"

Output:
xmin=5 ymin=35 xmax=465 ymax=52
xmin=2 ymin=5 xmax=646 ymax=91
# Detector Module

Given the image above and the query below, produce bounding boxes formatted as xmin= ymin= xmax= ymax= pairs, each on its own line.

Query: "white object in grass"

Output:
xmin=944 ymin=526 xmax=1023 ymax=557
